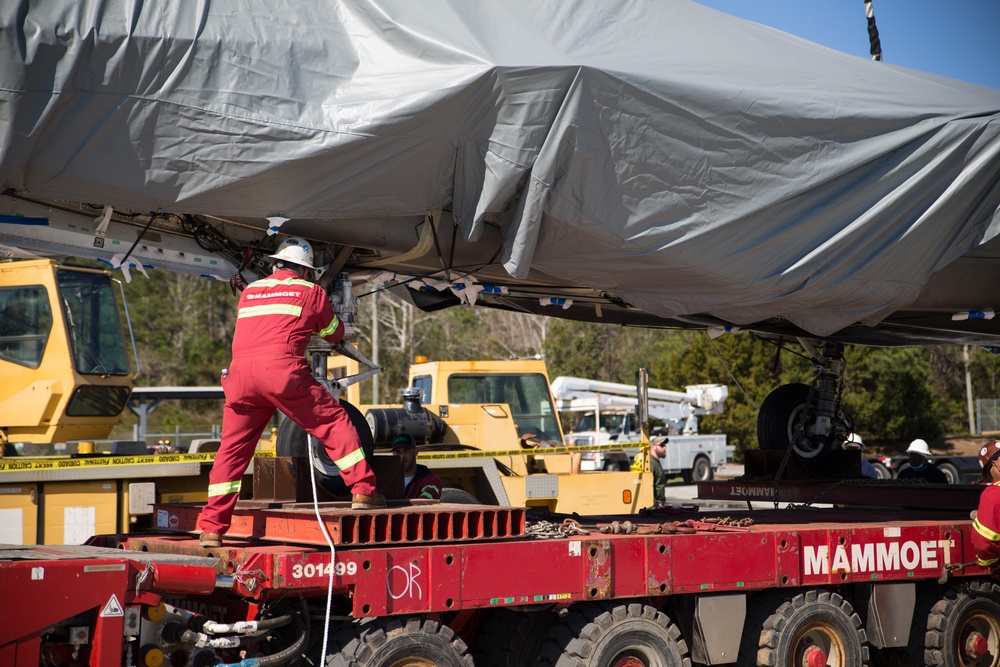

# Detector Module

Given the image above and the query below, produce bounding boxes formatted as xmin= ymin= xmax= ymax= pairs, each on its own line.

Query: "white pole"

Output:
xmin=965 ymin=345 xmax=976 ymax=434
xmin=372 ymin=290 xmax=380 ymax=404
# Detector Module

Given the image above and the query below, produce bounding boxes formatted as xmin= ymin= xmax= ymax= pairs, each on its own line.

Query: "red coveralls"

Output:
xmin=973 ymin=481 xmax=1000 ymax=567
xmin=199 ymin=269 xmax=376 ymax=535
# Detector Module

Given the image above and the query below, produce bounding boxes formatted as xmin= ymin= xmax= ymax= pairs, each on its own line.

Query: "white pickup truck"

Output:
xmin=553 ymin=376 xmax=732 ymax=482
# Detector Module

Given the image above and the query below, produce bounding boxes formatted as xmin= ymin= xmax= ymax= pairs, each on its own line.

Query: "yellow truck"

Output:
xmin=283 ymin=356 xmax=655 ymax=514
xmin=0 ymin=259 xmax=225 ymax=544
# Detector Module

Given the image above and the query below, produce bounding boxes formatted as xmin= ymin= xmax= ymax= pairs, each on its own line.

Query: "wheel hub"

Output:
xmin=611 ymin=656 xmax=645 ymax=667
xmin=964 ymin=631 xmax=989 ymax=658
xmin=802 ymin=645 xmax=827 ymax=667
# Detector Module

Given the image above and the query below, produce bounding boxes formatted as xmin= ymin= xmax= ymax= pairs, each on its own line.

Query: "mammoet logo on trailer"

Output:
xmin=803 ymin=539 xmax=955 ymax=576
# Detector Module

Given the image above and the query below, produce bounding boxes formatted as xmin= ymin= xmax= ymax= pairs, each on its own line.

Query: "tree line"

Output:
xmin=117 ymin=271 xmax=1000 ymax=457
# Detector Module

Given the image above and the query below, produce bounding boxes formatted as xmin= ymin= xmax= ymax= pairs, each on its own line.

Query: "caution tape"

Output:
xmin=0 ymin=449 xmax=274 ymax=473
xmin=0 ymin=442 xmax=640 ymax=471
xmin=416 ymin=442 xmax=649 ymax=461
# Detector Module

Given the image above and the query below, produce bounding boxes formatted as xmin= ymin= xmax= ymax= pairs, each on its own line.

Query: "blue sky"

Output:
xmin=694 ymin=0 xmax=1000 ymax=91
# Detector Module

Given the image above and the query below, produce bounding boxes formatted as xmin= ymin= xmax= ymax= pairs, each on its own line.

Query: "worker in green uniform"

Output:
xmin=650 ymin=436 xmax=668 ymax=507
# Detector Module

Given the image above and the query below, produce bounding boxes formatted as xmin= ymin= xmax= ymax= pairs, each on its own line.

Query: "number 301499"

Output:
xmin=291 ymin=561 xmax=357 ymax=579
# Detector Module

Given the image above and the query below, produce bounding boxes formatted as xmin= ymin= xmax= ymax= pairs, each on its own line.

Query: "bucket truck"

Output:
xmin=552 ymin=376 xmax=731 ymax=481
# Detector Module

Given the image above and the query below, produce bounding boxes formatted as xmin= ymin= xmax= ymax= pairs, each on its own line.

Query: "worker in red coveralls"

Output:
xmin=199 ymin=237 xmax=384 ymax=548
xmin=390 ymin=433 xmax=442 ymax=500
xmin=972 ymin=441 xmax=1000 ymax=571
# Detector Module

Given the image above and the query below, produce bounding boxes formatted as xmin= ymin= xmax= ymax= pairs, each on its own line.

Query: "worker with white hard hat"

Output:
xmin=896 ymin=438 xmax=948 ymax=484
xmin=842 ymin=433 xmax=878 ymax=479
xmin=199 ymin=236 xmax=384 ymax=549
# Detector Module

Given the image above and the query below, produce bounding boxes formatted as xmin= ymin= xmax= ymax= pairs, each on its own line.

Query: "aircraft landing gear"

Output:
xmin=756 ymin=341 xmax=852 ymax=474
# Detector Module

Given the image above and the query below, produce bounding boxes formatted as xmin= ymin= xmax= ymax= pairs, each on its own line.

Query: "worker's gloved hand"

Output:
xmin=971 ymin=509 xmax=979 ymax=521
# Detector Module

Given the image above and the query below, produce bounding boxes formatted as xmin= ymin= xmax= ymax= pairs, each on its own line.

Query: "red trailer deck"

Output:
xmin=1 ymin=481 xmax=997 ymax=667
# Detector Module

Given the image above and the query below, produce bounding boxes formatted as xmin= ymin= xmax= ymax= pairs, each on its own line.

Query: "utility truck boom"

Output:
xmin=551 ymin=376 xmax=730 ymax=481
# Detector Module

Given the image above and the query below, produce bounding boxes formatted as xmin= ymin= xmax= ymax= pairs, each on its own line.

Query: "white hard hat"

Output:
xmin=269 ymin=236 xmax=316 ymax=270
xmin=844 ymin=433 xmax=865 ymax=450
xmin=907 ymin=438 xmax=931 ymax=456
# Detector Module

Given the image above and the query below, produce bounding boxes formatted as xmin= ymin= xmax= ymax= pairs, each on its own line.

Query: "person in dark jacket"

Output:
xmin=896 ymin=438 xmax=948 ymax=484
xmin=391 ymin=434 xmax=443 ymax=500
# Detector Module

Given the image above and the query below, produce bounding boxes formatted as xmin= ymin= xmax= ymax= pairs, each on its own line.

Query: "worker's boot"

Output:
xmin=352 ymin=491 xmax=387 ymax=510
xmin=200 ymin=532 xmax=222 ymax=548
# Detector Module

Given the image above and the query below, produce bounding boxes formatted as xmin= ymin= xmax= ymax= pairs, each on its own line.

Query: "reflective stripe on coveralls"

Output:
xmin=317 ymin=315 xmax=340 ymax=338
xmin=973 ymin=480 xmax=1000 ymax=567
xmin=335 ymin=447 xmax=365 ymax=470
xmin=238 ymin=304 xmax=303 ymax=318
xmin=209 ymin=480 xmax=243 ymax=497
xmin=198 ymin=268 xmax=375 ymax=536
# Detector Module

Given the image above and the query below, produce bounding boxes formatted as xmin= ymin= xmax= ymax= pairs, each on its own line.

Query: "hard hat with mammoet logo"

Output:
xmin=979 ymin=441 xmax=1000 ymax=469
xmin=906 ymin=438 xmax=931 ymax=456
xmin=269 ymin=236 xmax=316 ymax=270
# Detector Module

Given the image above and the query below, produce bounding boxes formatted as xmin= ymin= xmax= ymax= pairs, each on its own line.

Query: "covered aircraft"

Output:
xmin=2 ymin=0 xmax=1000 ymax=463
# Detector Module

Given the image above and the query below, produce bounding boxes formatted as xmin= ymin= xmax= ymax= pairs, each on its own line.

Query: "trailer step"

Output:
xmin=153 ymin=501 xmax=527 ymax=547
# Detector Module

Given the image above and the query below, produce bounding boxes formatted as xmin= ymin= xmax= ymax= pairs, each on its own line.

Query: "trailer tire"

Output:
xmin=537 ymin=602 xmax=691 ymax=667
xmin=925 ymin=580 xmax=1000 ymax=667
xmin=936 ymin=462 xmax=960 ymax=485
xmin=325 ymin=616 xmax=474 ymax=667
xmin=275 ymin=400 xmax=375 ymax=497
xmin=474 ymin=608 xmax=555 ymax=667
xmin=737 ymin=591 xmax=791 ymax=666
xmin=871 ymin=461 xmax=893 ymax=479
xmin=758 ymin=590 xmax=868 ymax=667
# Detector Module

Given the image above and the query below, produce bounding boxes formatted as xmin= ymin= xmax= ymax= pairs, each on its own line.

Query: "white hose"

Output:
xmin=308 ymin=433 xmax=337 ymax=664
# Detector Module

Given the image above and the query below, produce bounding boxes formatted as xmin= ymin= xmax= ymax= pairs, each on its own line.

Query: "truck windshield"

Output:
xmin=448 ymin=373 xmax=561 ymax=442
xmin=573 ymin=411 xmax=626 ymax=434
xmin=0 ymin=286 xmax=52 ymax=368
xmin=56 ymin=269 xmax=130 ymax=376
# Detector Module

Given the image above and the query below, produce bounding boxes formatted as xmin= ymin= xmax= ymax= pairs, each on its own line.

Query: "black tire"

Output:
xmin=738 ymin=590 xmax=793 ymax=666
xmin=440 ymin=488 xmax=482 ymax=505
xmin=275 ymin=400 xmax=375 ymax=497
xmin=936 ymin=462 xmax=960 ymax=485
xmin=758 ymin=590 xmax=868 ymax=667
xmin=925 ymin=580 xmax=1000 ymax=666
xmin=474 ymin=608 xmax=556 ymax=667
xmin=690 ymin=456 xmax=713 ymax=483
xmin=757 ymin=383 xmax=812 ymax=451
xmin=537 ymin=602 xmax=691 ymax=667
xmin=871 ymin=462 xmax=893 ymax=480
xmin=757 ymin=383 xmax=831 ymax=474
xmin=325 ymin=616 xmax=473 ymax=667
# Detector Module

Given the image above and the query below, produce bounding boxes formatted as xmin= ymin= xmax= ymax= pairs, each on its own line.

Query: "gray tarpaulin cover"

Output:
xmin=1 ymin=0 xmax=999 ymax=337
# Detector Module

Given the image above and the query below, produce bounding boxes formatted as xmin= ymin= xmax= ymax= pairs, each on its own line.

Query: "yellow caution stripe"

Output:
xmin=0 ymin=449 xmax=274 ymax=473
xmin=416 ymin=442 xmax=650 ymax=461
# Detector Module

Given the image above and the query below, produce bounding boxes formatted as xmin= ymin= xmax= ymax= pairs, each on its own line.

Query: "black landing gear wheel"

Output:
xmin=275 ymin=399 xmax=374 ymax=497
xmin=757 ymin=383 xmax=832 ymax=475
